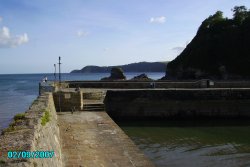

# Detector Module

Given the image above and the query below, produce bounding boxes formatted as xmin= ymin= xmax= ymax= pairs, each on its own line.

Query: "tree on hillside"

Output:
xmin=198 ymin=11 xmax=225 ymax=34
xmin=232 ymin=6 xmax=249 ymax=24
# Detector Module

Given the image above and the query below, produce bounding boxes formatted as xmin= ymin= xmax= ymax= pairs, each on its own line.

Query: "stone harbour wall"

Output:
xmin=67 ymin=80 xmax=201 ymax=89
xmin=67 ymin=80 xmax=250 ymax=89
xmin=104 ymin=89 xmax=250 ymax=119
xmin=0 ymin=93 xmax=62 ymax=167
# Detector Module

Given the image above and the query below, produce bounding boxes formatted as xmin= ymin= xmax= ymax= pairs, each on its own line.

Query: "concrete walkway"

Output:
xmin=57 ymin=112 xmax=154 ymax=167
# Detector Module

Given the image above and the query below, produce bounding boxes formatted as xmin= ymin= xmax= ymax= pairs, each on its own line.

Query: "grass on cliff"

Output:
xmin=14 ymin=113 xmax=26 ymax=121
xmin=41 ymin=110 xmax=50 ymax=126
xmin=1 ymin=113 xmax=26 ymax=134
xmin=32 ymin=99 xmax=39 ymax=105
xmin=1 ymin=123 xmax=16 ymax=134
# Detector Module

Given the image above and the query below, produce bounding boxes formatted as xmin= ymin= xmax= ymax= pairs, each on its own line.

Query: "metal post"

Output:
xmin=58 ymin=56 xmax=61 ymax=85
xmin=58 ymin=57 xmax=62 ymax=112
xmin=54 ymin=64 xmax=56 ymax=82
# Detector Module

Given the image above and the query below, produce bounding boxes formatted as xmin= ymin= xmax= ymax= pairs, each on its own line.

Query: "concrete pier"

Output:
xmin=54 ymin=89 xmax=154 ymax=166
xmin=58 ymin=111 xmax=154 ymax=167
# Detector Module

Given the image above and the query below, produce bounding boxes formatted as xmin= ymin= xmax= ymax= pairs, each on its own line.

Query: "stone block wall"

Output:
xmin=67 ymin=81 xmax=201 ymax=89
xmin=0 ymin=93 xmax=62 ymax=167
xmin=104 ymin=89 xmax=250 ymax=119
xmin=53 ymin=91 xmax=83 ymax=111
xmin=82 ymin=90 xmax=106 ymax=100
xmin=66 ymin=80 xmax=250 ymax=89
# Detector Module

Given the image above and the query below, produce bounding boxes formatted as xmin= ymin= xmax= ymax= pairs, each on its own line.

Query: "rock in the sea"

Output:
xmin=131 ymin=73 xmax=153 ymax=81
xmin=101 ymin=67 xmax=126 ymax=80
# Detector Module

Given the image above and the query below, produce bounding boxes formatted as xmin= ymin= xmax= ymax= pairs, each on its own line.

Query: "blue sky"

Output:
xmin=0 ymin=0 xmax=250 ymax=74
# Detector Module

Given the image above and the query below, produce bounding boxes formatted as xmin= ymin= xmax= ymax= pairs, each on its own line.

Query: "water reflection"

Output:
xmin=119 ymin=120 xmax=250 ymax=167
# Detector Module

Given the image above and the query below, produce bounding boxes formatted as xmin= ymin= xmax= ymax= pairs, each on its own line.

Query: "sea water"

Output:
xmin=119 ymin=120 xmax=250 ymax=167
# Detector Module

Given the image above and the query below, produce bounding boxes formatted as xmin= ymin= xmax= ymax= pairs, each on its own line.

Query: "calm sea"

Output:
xmin=1 ymin=72 xmax=250 ymax=167
xmin=0 ymin=72 xmax=164 ymax=131
xmin=119 ymin=120 xmax=250 ymax=167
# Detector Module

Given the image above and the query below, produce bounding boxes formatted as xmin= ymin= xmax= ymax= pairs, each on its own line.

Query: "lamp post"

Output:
xmin=58 ymin=56 xmax=61 ymax=85
xmin=54 ymin=64 xmax=56 ymax=83
xmin=58 ymin=57 xmax=62 ymax=112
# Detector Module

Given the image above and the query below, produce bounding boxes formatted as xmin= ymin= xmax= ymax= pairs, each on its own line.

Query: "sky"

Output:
xmin=0 ymin=0 xmax=250 ymax=74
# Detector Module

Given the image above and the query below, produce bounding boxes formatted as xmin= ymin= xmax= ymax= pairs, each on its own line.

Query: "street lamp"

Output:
xmin=54 ymin=64 xmax=56 ymax=82
xmin=58 ymin=56 xmax=61 ymax=85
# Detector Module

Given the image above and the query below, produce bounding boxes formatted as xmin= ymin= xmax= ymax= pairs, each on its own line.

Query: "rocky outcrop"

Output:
xmin=101 ymin=67 xmax=126 ymax=81
xmin=166 ymin=6 xmax=250 ymax=80
xmin=130 ymin=73 xmax=153 ymax=81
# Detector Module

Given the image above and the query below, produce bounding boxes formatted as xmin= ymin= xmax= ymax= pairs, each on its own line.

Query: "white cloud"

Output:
xmin=149 ymin=16 xmax=166 ymax=24
xmin=0 ymin=26 xmax=29 ymax=48
xmin=77 ymin=30 xmax=89 ymax=37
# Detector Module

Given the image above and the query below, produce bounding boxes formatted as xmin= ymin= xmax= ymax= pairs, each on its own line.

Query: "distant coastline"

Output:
xmin=71 ymin=61 xmax=168 ymax=73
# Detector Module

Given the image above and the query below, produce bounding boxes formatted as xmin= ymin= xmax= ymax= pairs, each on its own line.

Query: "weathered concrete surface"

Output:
xmin=57 ymin=112 xmax=154 ymax=167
